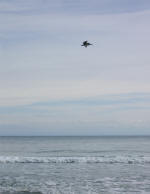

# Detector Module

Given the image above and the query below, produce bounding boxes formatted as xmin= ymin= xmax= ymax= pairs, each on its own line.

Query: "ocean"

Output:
xmin=0 ymin=136 xmax=150 ymax=194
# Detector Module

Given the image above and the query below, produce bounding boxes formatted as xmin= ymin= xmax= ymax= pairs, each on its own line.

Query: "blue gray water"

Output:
xmin=0 ymin=136 xmax=150 ymax=194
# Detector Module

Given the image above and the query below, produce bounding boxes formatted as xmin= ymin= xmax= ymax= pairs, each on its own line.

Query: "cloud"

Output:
xmin=0 ymin=92 xmax=150 ymax=135
xmin=0 ymin=0 xmax=150 ymax=15
xmin=0 ymin=78 xmax=150 ymax=106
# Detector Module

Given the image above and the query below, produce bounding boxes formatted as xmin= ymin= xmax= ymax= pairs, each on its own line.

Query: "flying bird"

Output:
xmin=81 ymin=40 xmax=93 ymax=48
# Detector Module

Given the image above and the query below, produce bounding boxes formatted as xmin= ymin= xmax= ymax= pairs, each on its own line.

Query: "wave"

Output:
xmin=0 ymin=156 xmax=150 ymax=164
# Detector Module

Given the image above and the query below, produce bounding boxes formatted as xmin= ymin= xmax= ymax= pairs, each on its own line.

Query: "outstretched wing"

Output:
xmin=87 ymin=42 xmax=92 ymax=45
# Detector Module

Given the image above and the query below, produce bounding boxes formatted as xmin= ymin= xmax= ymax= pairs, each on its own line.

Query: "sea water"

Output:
xmin=0 ymin=136 xmax=150 ymax=194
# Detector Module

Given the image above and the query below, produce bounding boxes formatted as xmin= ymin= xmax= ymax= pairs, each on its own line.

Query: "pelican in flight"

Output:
xmin=81 ymin=40 xmax=93 ymax=48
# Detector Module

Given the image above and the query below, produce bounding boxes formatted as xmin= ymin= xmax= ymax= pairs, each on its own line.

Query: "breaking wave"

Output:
xmin=0 ymin=156 xmax=150 ymax=164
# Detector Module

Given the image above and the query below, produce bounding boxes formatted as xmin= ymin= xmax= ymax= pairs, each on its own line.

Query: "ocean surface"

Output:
xmin=0 ymin=136 xmax=150 ymax=194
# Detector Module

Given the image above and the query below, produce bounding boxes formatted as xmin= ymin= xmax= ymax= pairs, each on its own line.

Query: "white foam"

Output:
xmin=0 ymin=155 xmax=150 ymax=164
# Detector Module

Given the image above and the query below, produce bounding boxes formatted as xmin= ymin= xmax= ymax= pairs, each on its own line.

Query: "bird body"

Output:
xmin=81 ymin=40 xmax=93 ymax=47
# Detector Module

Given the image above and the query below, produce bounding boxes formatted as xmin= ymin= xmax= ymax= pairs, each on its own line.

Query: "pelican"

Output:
xmin=81 ymin=40 xmax=93 ymax=48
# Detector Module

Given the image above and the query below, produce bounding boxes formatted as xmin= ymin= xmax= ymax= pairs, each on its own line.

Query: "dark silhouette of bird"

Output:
xmin=81 ymin=40 xmax=93 ymax=48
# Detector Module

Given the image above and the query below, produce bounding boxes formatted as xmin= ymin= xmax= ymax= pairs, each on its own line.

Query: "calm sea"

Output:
xmin=0 ymin=136 xmax=150 ymax=194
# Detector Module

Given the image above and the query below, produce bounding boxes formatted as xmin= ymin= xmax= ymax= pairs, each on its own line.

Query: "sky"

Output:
xmin=0 ymin=0 xmax=150 ymax=135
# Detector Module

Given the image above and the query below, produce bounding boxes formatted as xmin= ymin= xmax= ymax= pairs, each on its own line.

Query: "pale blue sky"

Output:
xmin=0 ymin=0 xmax=150 ymax=135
